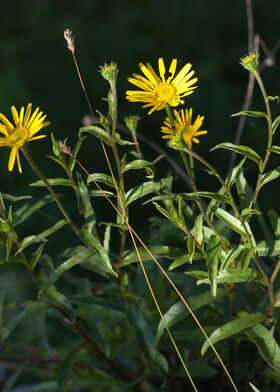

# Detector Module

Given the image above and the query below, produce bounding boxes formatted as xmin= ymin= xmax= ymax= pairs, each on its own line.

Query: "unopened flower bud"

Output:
xmin=99 ymin=62 xmax=118 ymax=84
xmin=124 ymin=115 xmax=140 ymax=133
xmin=240 ymin=53 xmax=259 ymax=72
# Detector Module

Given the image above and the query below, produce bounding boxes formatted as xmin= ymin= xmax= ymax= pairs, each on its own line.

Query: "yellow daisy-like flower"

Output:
xmin=161 ymin=108 xmax=207 ymax=148
xmin=0 ymin=104 xmax=50 ymax=173
xmin=126 ymin=58 xmax=197 ymax=115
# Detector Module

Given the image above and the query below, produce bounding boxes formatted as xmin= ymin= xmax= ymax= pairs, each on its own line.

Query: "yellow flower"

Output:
xmin=161 ymin=108 xmax=207 ymax=148
xmin=0 ymin=104 xmax=50 ymax=173
xmin=126 ymin=58 xmax=197 ymax=115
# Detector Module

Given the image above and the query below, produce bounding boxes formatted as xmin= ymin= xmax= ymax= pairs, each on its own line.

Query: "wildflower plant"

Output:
xmin=1 ymin=25 xmax=280 ymax=392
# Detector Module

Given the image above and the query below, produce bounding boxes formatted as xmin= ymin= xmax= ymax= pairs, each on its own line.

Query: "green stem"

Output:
xmin=165 ymin=105 xmax=228 ymax=249
xmin=108 ymin=81 xmax=127 ymax=263
xmin=251 ymin=70 xmax=273 ymax=208
xmin=22 ymin=146 xmax=79 ymax=234
xmin=271 ymin=257 xmax=280 ymax=283
xmin=185 ymin=145 xmax=268 ymax=281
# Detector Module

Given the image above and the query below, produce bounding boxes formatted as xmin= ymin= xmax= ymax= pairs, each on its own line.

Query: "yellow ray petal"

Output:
xmin=158 ymin=58 xmax=166 ymax=82
xmin=16 ymin=148 xmax=22 ymax=173
xmin=23 ymin=103 xmax=32 ymax=127
xmin=8 ymin=146 xmax=17 ymax=171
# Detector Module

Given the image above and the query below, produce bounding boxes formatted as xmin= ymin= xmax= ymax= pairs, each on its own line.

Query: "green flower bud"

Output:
xmin=124 ymin=115 xmax=140 ymax=133
xmin=99 ymin=62 xmax=118 ymax=83
xmin=240 ymin=53 xmax=259 ymax=72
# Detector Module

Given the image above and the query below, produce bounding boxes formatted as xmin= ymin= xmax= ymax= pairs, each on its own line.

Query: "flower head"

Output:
xmin=240 ymin=53 xmax=259 ymax=72
xmin=161 ymin=108 xmax=207 ymax=148
xmin=126 ymin=58 xmax=197 ymax=115
xmin=99 ymin=62 xmax=118 ymax=84
xmin=0 ymin=104 xmax=50 ymax=172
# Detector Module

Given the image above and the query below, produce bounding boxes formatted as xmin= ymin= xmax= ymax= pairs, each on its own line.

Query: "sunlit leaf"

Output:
xmin=210 ymin=142 xmax=262 ymax=166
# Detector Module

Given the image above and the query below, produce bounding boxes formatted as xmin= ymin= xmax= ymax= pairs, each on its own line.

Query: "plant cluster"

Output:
xmin=0 ymin=30 xmax=280 ymax=392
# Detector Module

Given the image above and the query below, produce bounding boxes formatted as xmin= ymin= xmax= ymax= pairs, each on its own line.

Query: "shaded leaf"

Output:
xmin=76 ymin=174 xmax=95 ymax=232
xmin=126 ymin=304 xmax=168 ymax=375
xmin=17 ymin=219 xmax=68 ymax=253
xmin=79 ymin=229 xmax=117 ymax=277
xmin=58 ymin=345 xmax=82 ymax=392
xmin=13 ymin=195 xmax=54 ymax=226
xmin=156 ymin=288 xmax=227 ymax=343
xmin=206 ymin=235 xmax=221 ymax=297
xmin=1 ymin=301 xmax=49 ymax=343
xmin=201 ymin=312 xmax=265 ymax=355
xmin=246 ymin=322 xmax=280 ymax=370
xmin=73 ymin=295 xmax=126 ymax=324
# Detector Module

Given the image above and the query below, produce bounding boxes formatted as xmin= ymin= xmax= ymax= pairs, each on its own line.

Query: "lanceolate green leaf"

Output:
xmin=246 ymin=322 xmax=280 ymax=371
xmin=13 ymin=195 xmax=54 ymax=226
xmin=270 ymin=145 xmax=280 ymax=155
xmin=186 ymin=268 xmax=268 ymax=285
xmin=122 ymin=159 xmax=155 ymax=175
xmin=231 ymin=110 xmax=268 ymax=118
xmin=72 ymin=296 xmax=126 ymax=324
xmin=267 ymin=209 xmax=280 ymax=238
xmin=225 ymin=157 xmax=246 ymax=188
xmin=126 ymin=304 xmax=168 ymax=375
xmin=260 ymin=167 xmax=280 ymax=188
xmin=125 ymin=177 xmax=172 ymax=206
xmin=76 ymin=174 xmax=96 ymax=232
xmin=0 ymin=193 xmax=32 ymax=202
xmin=79 ymin=126 xmax=134 ymax=146
xmin=39 ymin=247 xmax=115 ymax=297
xmin=206 ymin=235 xmax=222 ymax=297
xmin=272 ymin=114 xmax=280 ymax=134
xmin=29 ymin=178 xmax=73 ymax=187
xmin=210 ymin=206 xmax=246 ymax=236
xmin=17 ymin=219 xmax=68 ymax=253
xmin=240 ymin=247 xmax=253 ymax=272
xmin=210 ymin=142 xmax=262 ymax=166
xmin=58 ymin=345 xmax=83 ymax=392
xmin=257 ymin=239 xmax=280 ymax=256
xmin=201 ymin=312 xmax=265 ymax=355
xmin=79 ymin=229 xmax=117 ymax=277
xmin=120 ymin=245 xmax=177 ymax=267
xmin=236 ymin=169 xmax=253 ymax=209
xmin=79 ymin=125 xmax=111 ymax=146
xmin=87 ymin=173 xmax=120 ymax=189
xmin=1 ymin=301 xmax=49 ymax=343
xmin=156 ymin=288 xmax=228 ymax=343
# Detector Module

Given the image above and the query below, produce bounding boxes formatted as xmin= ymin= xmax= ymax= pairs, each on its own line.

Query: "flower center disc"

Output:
xmin=155 ymin=83 xmax=176 ymax=103
xmin=8 ymin=128 xmax=29 ymax=147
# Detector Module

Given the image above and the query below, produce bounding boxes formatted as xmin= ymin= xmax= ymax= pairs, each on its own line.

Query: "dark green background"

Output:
xmin=1 ymin=0 xmax=280 ymax=239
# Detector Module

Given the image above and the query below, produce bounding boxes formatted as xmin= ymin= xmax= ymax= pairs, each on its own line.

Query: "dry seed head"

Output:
xmin=64 ymin=29 xmax=75 ymax=53
xmin=58 ymin=141 xmax=72 ymax=156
